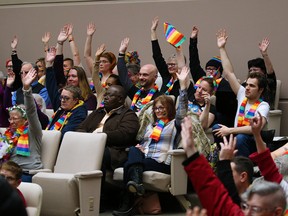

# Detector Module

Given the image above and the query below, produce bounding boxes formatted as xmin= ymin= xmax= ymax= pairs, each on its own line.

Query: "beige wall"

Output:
xmin=1 ymin=0 xmax=288 ymax=134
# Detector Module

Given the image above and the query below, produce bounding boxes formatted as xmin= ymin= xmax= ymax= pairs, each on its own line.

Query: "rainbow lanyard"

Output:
xmin=165 ymin=77 xmax=175 ymax=95
xmin=237 ymin=97 xmax=262 ymax=127
xmin=4 ymin=125 xmax=30 ymax=157
xmin=46 ymin=111 xmax=71 ymax=131
xmin=130 ymin=85 xmax=158 ymax=110
xmin=150 ymin=119 xmax=169 ymax=142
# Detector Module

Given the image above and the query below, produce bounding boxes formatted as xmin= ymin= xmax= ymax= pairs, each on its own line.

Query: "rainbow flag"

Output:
xmin=164 ymin=22 xmax=186 ymax=47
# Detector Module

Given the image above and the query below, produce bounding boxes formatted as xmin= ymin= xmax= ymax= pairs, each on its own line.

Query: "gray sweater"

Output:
xmin=10 ymin=87 xmax=43 ymax=171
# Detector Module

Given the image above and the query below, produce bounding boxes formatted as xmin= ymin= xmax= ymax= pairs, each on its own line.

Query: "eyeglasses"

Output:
xmin=19 ymin=71 xmax=29 ymax=75
xmin=6 ymin=65 xmax=13 ymax=69
xmin=241 ymin=202 xmax=275 ymax=214
xmin=8 ymin=117 xmax=22 ymax=122
xmin=206 ymin=67 xmax=217 ymax=71
xmin=59 ymin=96 xmax=72 ymax=101
xmin=0 ymin=174 xmax=17 ymax=182
xmin=153 ymin=106 xmax=165 ymax=112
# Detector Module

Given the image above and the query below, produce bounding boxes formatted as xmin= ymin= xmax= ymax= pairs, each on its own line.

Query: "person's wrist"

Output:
xmin=57 ymin=41 xmax=64 ymax=45
xmin=11 ymin=50 xmax=17 ymax=55
xmin=119 ymin=52 xmax=125 ymax=57
xmin=262 ymin=53 xmax=268 ymax=57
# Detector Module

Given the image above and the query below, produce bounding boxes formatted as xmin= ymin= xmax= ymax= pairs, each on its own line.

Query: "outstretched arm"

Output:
xmin=217 ymin=29 xmax=240 ymax=95
xmin=67 ymin=24 xmax=81 ymax=66
xmin=189 ymin=26 xmax=206 ymax=83
xmin=259 ymin=37 xmax=274 ymax=75
xmin=84 ymin=22 xmax=96 ymax=75
xmin=42 ymin=32 xmax=51 ymax=53
xmin=151 ymin=16 xmax=158 ymax=41
xmin=10 ymin=35 xmax=22 ymax=91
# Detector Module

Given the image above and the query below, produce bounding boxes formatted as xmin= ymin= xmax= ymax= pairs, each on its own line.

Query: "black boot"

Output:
xmin=112 ymin=191 xmax=137 ymax=216
xmin=126 ymin=164 xmax=145 ymax=196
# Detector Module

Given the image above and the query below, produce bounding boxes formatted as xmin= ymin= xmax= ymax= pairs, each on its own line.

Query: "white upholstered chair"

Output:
xmin=32 ymin=132 xmax=107 ymax=216
xmin=18 ymin=182 xmax=43 ymax=216
xmin=265 ymin=80 xmax=282 ymax=136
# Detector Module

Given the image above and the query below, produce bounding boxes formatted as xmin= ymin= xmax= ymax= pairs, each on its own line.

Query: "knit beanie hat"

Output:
xmin=205 ymin=56 xmax=223 ymax=74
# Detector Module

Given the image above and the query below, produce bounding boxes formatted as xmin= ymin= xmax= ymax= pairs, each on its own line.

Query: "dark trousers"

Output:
xmin=123 ymin=146 xmax=170 ymax=183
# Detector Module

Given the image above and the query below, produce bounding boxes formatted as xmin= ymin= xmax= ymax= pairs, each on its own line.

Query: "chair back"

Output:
xmin=18 ymin=182 xmax=43 ymax=216
xmin=54 ymin=132 xmax=107 ymax=173
xmin=41 ymin=130 xmax=61 ymax=171
xmin=274 ymin=80 xmax=281 ymax=110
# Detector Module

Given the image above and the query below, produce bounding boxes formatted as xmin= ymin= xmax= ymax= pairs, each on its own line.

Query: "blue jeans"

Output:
xmin=212 ymin=124 xmax=256 ymax=157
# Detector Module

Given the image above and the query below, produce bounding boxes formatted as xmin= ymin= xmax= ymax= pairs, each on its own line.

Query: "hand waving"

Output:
xmin=87 ymin=22 xmax=96 ymax=36
xmin=151 ymin=16 xmax=159 ymax=32
xmin=22 ymin=68 xmax=37 ymax=90
xmin=190 ymin=26 xmax=199 ymax=39
xmin=119 ymin=37 xmax=130 ymax=54
xmin=216 ymin=29 xmax=228 ymax=49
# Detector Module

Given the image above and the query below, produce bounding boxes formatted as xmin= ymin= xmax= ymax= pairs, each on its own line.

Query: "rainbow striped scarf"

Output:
xmin=165 ymin=77 xmax=175 ymax=95
xmin=3 ymin=124 xmax=30 ymax=157
xmin=130 ymin=85 xmax=158 ymax=110
xmin=150 ymin=119 xmax=169 ymax=142
xmin=237 ymin=97 xmax=262 ymax=127
xmin=46 ymin=111 xmax=72 ymax=131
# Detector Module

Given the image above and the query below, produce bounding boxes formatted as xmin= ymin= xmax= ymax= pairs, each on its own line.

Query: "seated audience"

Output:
xmin=48 ymin=25 xmax=97 ymax=110
xmin=0 ymin=68 xmax=43 ymax=182
xmin=190 ymin=26 xmax=237 ymax=127
xmin=0 ymin=161 xmax=26 ymax=206
xmin=212 ymin=29 xmax=269 ymax=157
xmin=181 ymin=116 xmax=286 ymax=216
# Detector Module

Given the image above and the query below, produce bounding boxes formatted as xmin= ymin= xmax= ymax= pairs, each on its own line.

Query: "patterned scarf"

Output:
xmin=237 ymin=97 xmax=262 ymax=127
xmin=165 ymin=77 xmax=176 ymax=95
xmin=46 ymin=111 xmax=72 ymax=131
xmin=2 ymin=124 xmax=30 ymax=158
xmin=130 ymin=85 xmax=158 ymax=110
xmin=150 ymin=118 xmax=169 ymax=142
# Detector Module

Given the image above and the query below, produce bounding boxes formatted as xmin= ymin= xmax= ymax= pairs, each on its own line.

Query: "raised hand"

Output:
xmin=57 ymin=25 xmax=69 ymax=44
xmin=176 ymin=66 xmax=190 ymax=90
xmin=67 ymin=23 xmax=73 ymax=36
xmin=151 ymin=16 xmax=159 ymax=32
xmin=219 ymin=134 xmax=237 ymax=160
xmin=119 ymin=37 xmax=130 ymax=54
xmin=95 ymin=44 xmax=106 ymax=59
xmin=216 ymin=29 xmax=228 ymax=49
xmin=87 ymin=22 xmax=96 ymax=36
xmin=250 ymin=112 xmax=263 ymax=136
xmin=22 ymin=68 xmax=37 ymax=90
xmin=181 ymin=116 xmax=197 ymax=157
xmin=42 ymin=32 xmax=51 ymax=44
xmin=202 ymin=91 xmax=211 ymax=105
xmin=190 ymin=26 xmax=199 ymax=39
xmin=6 ymin=72 xmax=15 ymax=88
xmin=11 ymin=35 xmax=18 ymax=50
xmin=259 ymin=37 xmax=270 ymax=55
xmin=46 ymin=46 xmax=57 ymax=63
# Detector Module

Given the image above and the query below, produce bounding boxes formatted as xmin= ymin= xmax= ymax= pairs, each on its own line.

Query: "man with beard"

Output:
xmin=212 ymin=29 xmax=269 ymax=157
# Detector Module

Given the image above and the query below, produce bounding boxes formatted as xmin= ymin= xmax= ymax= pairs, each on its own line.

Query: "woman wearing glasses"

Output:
xmin=45 ymin=48 xmax=87 ymax=137
xmin=0 ymin=68 xmax=43 ymax=182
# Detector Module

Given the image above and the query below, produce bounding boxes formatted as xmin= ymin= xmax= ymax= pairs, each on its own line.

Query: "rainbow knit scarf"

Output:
xmin=130 ymin=85 xmax=158 ymax=110
xmin=165 ymin=77 xmax=175 ymax=95
xmin=3 ymin=124 xmax=30 ymax=157
xmin=46 ymin=112 xmax=72 ymax=131
xmin=150 ymin=119 xmax=169 ymax=142
xmin=237 ymin=97 xmax=262 ymax=127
